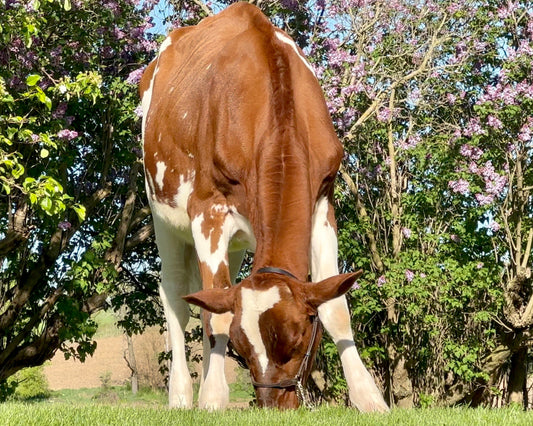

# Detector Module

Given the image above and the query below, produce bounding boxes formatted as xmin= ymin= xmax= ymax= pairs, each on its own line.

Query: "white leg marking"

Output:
xmin=155 ymin=161 xmax=167 ymax=191
xmin=311 ymin=196 xmax=339 ymax=281
xmin=198 ymin=311 xmax=233 ymax=410
xmin=275 ymin=31 xmax=316 ymax=77
xmin=153 ymin=216 xmax=197 ymax=408
xmin=182 ymin=112 xmax=188 ymax=119
xmin=311 ymin=197 xmax=389 ymax=412
xmin=241 ymin=286 xmax=281 ymax=375
xmin=198 ymin=251 xmax=244 ymax=410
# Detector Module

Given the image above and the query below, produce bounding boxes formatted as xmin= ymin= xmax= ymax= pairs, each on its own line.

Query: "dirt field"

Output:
xmin=44 ymin=328 xmax=239 ymax=391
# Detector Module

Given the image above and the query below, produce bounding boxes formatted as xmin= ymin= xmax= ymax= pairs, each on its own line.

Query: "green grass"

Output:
xmin=92 ymin=311 xmax=122 ymax=339
xmin=46 ymin=386 xmax=168 ymax=407
xmin=2 ymin=387 xmax=533 ymax=426
xmin=1 ymin=404 xmax=533 ymax=426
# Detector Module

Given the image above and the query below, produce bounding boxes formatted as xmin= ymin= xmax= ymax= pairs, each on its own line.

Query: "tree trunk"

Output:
xmin=385 ymin=299 xmax=414 ymax=408
xmin=507 ymin=346 xmax=527 ymax=408
xmin=125 ymin=333 xmax=139 ymax=395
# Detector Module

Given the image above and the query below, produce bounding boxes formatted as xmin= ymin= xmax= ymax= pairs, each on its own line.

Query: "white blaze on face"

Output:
xmin=240 ymin=286 xmax=281 ymax=375
xmin=275 ymin=31 xmax=316 ymax=77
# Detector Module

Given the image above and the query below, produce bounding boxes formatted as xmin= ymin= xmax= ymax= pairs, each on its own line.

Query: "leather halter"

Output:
xmin=251 ymin=267 xmax=322 ymax=392
xmin=257 ymin=266 xmax=299 ymax=280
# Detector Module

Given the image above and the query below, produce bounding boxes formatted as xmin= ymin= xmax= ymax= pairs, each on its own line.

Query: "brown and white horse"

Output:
xmin=140 ymin=2 xmax=388 ymax=411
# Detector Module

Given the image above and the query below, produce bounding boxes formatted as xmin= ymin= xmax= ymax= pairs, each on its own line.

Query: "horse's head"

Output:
xmin=184 ymin=270 xmax=361 ymax=408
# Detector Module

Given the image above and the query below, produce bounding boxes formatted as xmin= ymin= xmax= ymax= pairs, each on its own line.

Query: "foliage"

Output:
xmin=306 ymin=0 xmax=533 ymax=406
xmin=0 ymin=0 xmax=161 ymax=387
xmin=3 ymin=366 xmax=50 ymax=400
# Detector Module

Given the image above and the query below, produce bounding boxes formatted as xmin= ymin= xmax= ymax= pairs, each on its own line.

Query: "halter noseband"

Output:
xmin=251 ymin=267 xmax=322 ymax=405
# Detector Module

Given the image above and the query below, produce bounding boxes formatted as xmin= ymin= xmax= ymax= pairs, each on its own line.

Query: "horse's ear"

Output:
xmin=182 ymin=286 xmax=236 ymax=314
xmin=302 ymin=270 xmax=363 ymax=309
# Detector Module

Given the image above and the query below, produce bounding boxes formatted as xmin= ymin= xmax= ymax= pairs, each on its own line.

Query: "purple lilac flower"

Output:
xmin=448 ymin=179 xmax=470 ymax=195
xmin=377 ymin=275 xmax=386 ymax=287
xmin=58 ymin=221 xmax=72 ymax=231
xmin=52 ymin=102 xmax=68 ymax=119
xmin=518 ymin=122 xmax=531 ymax=142
xmin=475 ymin=193 xmax=494 ymax=206
xmin=126 ymin=67 xmax=145 ymax=85
xmin=476 ymin=262 xmax=484 ymax=269
xmin=446 ymin=93 xmax=457 ymax=105
xmin=487 ymin=115 xmax=503 ymax=129
xmin=463 ymin=118 xmax=486 ymax=137
xmin=402 ymin=227 xmax=412 ymax=239
xmin=399 ymin=134 xmax=421 ymax=150
xmin=489 ymin=220 xmax=501 ymax=232
xmin=460 ymin=144 xmax=483 ymax=160
xmin=377 ymin=107 xmax=397 ymax=122
xmin=57 ymin=129 xmax=78 ymax=141
xmin=134 ymin=104 xmax=143 ymax=118
xmin=405 ymin=270 xmax=414 ymax=282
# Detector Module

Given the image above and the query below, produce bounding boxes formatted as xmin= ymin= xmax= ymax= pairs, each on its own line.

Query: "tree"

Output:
xmin=311 ymin=0 xmax=533 ymax=407
xmin=0 ymin=0 xmax=160 ymax=390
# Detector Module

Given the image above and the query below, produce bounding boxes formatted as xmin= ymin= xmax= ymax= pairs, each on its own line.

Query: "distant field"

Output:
xmin=2 ymin=403 xmax=533 ymax=426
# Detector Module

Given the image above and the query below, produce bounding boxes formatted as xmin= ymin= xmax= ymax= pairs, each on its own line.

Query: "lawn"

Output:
xmin=2 ymin=388 xmax=533 ymax=426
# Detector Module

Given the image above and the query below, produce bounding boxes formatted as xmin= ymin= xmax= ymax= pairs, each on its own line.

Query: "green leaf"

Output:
xmin=72 ymin=204 xmax=86 ymax=222
xmin=2 ymin=182 xmax=11 ymax=195
xmin=40 ymin=148 xmax=49 ymax=158
xmin=26 ymin=74 xmax=41 ymax=87
xmin=40 ymin=197 xmax=53 ymax=214
xmin=64 ymin=0 xmax=71 ymax=11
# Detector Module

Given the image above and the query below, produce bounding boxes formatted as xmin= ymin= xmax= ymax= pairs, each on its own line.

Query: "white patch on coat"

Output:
xmin=191 ymin=204 xmax=256 ymax=275
xmin=149 ymin=171 xmax=195 ymax=242
xmin=155 ymin=161 xmax=167 ymax=191
xmin=191 ymin=212 xmax=231 ymax=274
xmin=240 ymin=286 xmax=281 ymax=375
xmin=159 ymin=35 xmax=173 ymax=54
xmin=141 ymin=64 xmax=157 ymax=140
xmin=275 ymin=31 xmax=316 ymax=77
xmin=182 ymin=112 xmax=188 ymax=119
xmin=141 ymin=33 xmax=172 ymax=142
